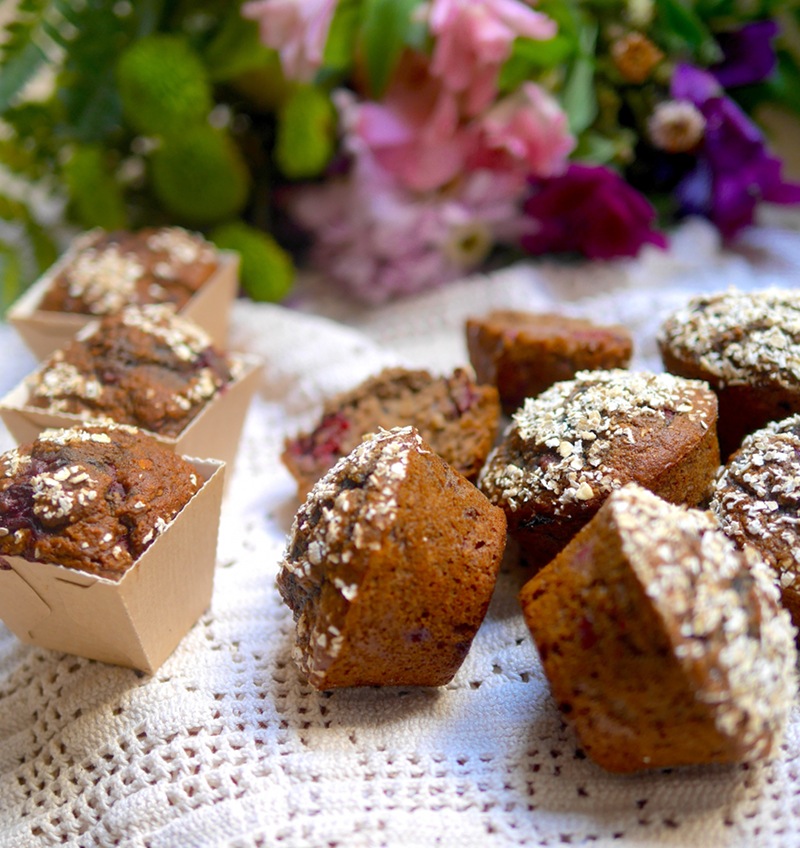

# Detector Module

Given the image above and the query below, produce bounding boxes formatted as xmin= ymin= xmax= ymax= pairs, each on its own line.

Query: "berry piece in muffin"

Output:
xmin=282 ymin=367 xmax=500 ymax=500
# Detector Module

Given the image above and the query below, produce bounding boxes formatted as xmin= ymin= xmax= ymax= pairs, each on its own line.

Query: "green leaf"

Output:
xmin=572 ymin=131 xmax=619 ymax=164
xmin=0 ymin=194 xmax=58 ymax=310
xmin=499 ymin=34 xmax=577 ymax=92
xmin=275 ymin=85 xmax=336 ymax=179
xmin=203 ymin=8 xmax=274 ymax=82
xmin=210 ymin=221 xmax=294 ymax=302
xmin=0 ymin=242 xmax=24 ymax=314
xmin=561 ymin=22 xmax=598 ymax=135
xmin=655 ymin=0 xmax=721 ymax=65
xmin=0 ymin=37 xmax=48 ymax=113
xmin=323 ymin=0 xmax=362 ymax=74
xmin=360 ymin=0 xmax=422 ymax=97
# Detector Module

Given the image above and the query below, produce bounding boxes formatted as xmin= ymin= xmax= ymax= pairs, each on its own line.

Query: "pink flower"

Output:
xmin=522 ymin=164 xmax=668 ymax=259
xmin=289 ymin=159 xmax=530 ymax=303
xmin=338 ymin=54 xmax=472 ymax=192
xmin=470 ymin=82 xmax=574 ymax=178
xmin=428 ymin=0 xmax=557 ymax=115
xmin=242 ymin=0 xmax=337 ymax=82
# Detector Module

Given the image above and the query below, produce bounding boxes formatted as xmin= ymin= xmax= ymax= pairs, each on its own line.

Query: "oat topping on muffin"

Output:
xmin=39 ymin=227 xmax=219 ymax=316
xmin=711 ymin=415 xmax=800 ymax=592
xmin=26 ymin=304 xmax=237 ymax=437
xmin=611 ymin=485 xmax=795 ymax=755
xmin=658 ymin=289 xmax=800 ymax=388
xmin=480 ymin=369 xmax=715 ymax=514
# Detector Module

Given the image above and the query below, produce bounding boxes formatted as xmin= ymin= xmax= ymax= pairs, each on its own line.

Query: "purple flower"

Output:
xmin=712 ymin=20 xmax=778 ymax=88
xmin=521 ymin=164 xmax=667 ymax=260
xmin=671 ymin=64 xmax=800 ymax=238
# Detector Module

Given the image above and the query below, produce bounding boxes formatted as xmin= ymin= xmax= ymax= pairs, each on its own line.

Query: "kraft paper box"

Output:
xmin=7 ymin=249 xmax=240 ymax=360
xmin=0 ymin=457 xmax=225 ymax=674
xmin=0 ymin=353 xmax=262 ymax=489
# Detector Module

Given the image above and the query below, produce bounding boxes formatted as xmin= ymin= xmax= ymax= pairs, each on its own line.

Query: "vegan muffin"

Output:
xmin=520 ymin=484 xmax=797 ymax=773
xmin=25 ymin=304 xmax=237 ymax=437
xmin=466 ymin=310 xmax=633 ymax=414
xmin=38 ymin=227 xmax=220 ymax=316
xmin=0 ymin=425 xmax=202 ymax=579
xmin=478 ymin=369 xmax=719 ymax=569
xmin=658 ymin=288 xmax=800 ymax=458
xmin=710 ymin=414 xmax=800 ymax=628
xmin=278 ymin=426 xmax=507 ymax=689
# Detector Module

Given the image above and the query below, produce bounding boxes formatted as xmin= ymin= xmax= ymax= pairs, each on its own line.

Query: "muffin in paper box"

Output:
xmin=0 ymin=424 xmax=225 ymax=673
xmin=0 ymin=303 xmax=261 ymax=488
xmin=7 ymin=226 xmax=240 ymax=360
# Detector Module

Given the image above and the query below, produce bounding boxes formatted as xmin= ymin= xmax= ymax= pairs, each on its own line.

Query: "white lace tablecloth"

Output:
xmin=2 ymin=220 xmax=800 ymax=848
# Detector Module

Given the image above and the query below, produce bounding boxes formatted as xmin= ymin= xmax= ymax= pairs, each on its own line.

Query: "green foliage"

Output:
xmin=210 ymin=221 xmax=294 ymax=302
xmin=150 ymin=125 xmax=251 ymax=225
xmin=359 ymin=0 xmax=424 ymax=97
xmin=654 ymin=0 xmax=722 ymax=65
xmin=0 ymin=194 xmax=58 ymax=311
xmin=0 ymin=0 xmax=50 ymax=112
xmin=275 ymin=86 xmax=337 ymax=179
xmin=63 ymin=145 xmax=128 ymax=229
xmin=321 ymin=0 xmax=362 ymax=77
xmin=203 ymin=7 xmax=273 ymax=82
xmin=561 ymin=19 xmax=598 ymax=134
xmin=117 ymin=34 xmax=212 ymax=138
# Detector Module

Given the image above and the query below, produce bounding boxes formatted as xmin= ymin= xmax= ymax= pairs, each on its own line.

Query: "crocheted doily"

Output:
xmin=1 ymin=219 xmax=800 ymax=848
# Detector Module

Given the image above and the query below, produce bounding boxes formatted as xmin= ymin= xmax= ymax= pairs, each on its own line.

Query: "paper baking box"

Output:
xmin=0 ymin=456 xmax=225 ymax=674
xmin=0 ymin=353 xmax=262 ymax=489
xmin=7 ymin=248 xmax=240 ymax=360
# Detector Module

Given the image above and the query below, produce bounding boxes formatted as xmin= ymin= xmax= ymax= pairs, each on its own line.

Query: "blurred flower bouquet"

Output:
xmin=2 ymin=0 xmax=800 ymax=307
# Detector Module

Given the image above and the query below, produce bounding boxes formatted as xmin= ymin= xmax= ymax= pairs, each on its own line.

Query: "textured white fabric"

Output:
xmin=2 ymin=219 xmax=800 ymax=848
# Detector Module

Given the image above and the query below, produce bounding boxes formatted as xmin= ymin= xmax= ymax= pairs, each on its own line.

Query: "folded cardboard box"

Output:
xmin=0 ymin=353 xmax=262 ymax=490
xmin=7 ymin=249 xmax=240 ymax=360
xmin=0 ymin=457 xmax=225 ymax=674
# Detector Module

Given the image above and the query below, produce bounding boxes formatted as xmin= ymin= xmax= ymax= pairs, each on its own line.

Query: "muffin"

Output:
xmin=466 ymin=310 xmax=633 ymax=414
xmin=0 ymin=424 xmax=202 ymax=579
xmin=282 ymin=367 xmax=501 ymax=500
xmin=38 ymin=227 xmax=220 ymax=316
xmin=478 ymin=369 xmax=719 ymax=569
xmin=658 ymin=289 xmax=800 ymax=458
xmin=24 ymin=304 xmax=238 ymax=438
xmin=278 ymin=426 xmax=507 ymax=689
xmin=710 ymin=414 xmax=800 ymax=628
xmin=519 ymin=483 xmax=797 ymax=773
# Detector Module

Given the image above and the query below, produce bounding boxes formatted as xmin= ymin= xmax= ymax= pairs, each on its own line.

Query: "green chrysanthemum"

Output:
xmin=63 ymin=145 xmax=127 ymax=230
xmin=210 ymin=222 xmax=294 ymax=302
xmin=117 ymin=35 xmax=213 ymax=138
xmin=150 ymin=126 xmax=251 ymax=225
xmin=276 ymin=85 xmax=336 ymax=179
